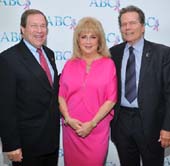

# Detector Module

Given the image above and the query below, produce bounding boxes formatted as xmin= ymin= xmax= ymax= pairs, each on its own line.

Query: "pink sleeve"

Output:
xmin=58 ymin=61 xmax=69 ymax=99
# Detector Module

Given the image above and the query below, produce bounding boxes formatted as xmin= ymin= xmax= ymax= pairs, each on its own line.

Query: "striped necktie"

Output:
xmin=125 ymin=46 xmax=137 ymax=103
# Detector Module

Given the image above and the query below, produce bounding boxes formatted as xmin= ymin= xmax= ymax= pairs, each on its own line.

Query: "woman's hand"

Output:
xmin=65 ymin=117 xmax=82 ymax=130
xmin=75 ymin=121 xmax=97 ymax=138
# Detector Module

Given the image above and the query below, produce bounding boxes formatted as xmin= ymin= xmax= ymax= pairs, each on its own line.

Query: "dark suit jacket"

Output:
xmin=110 ymin=40 xmax=170 ymax=146
xmin=0 ymin=40 xmax=60 ymax=157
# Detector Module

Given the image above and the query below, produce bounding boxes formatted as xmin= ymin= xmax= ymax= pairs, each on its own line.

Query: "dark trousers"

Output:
xmin=12 ymin=150 xmax=58 ymax=166
xmin=114 ymin=106 xmax=164 ymax=166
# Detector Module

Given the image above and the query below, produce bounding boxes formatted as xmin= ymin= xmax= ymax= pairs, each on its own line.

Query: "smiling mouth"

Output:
xmin=84 ymin=46 xmax=93 ymax=49
xmin=125 ymin=31 xmax=134 ymax=35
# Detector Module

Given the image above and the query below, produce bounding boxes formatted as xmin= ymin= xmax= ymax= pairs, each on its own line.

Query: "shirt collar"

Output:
xmin=23 ymin=39 xmax=43 ymax=55
xmin=125 ymin=37 xmax=144 ymax=53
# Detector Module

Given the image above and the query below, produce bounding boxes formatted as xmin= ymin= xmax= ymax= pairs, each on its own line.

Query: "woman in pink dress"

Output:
xmin=59 ymin=17 xmax=117 ymax=166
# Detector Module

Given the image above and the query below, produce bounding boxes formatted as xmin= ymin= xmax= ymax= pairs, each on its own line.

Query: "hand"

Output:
xmin=6 ymin=148 xmax=23 ymax=162
xmin=65 ymin=117 xmax=82 ymax=130
xmin=159 ymin=130 xmax=170 ymax=148
xmin=76 ymin=121 xmax=96 ymax=138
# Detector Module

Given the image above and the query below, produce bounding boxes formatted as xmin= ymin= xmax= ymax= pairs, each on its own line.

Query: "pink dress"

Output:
xmin=59 ymin=57 xmax=117 ymax=166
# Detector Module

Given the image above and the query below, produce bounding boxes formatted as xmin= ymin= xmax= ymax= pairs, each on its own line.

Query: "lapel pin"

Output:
xmin=146 ymin=52 xmax=149 ymax=58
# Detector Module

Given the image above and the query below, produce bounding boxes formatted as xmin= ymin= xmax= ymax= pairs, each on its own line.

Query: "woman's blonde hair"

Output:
xmin=72 ymin=17 xmax=110 ymax=58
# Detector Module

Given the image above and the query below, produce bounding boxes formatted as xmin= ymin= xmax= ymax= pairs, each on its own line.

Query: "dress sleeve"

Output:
xmin=58 ymin=61 xmax=69 ymax=99
xmin=106 ymin=60 xmax=117 ymax=103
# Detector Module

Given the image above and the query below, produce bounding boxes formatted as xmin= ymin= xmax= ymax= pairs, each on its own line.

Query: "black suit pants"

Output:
xmin=113 ymin=107 xmax=164 ymax=166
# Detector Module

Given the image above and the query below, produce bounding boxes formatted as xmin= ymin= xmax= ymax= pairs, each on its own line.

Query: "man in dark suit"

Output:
xmin=0 ymin=9 xmax=60 ymax=166
xmin=110 ymin=5 xmax=170 ymax=166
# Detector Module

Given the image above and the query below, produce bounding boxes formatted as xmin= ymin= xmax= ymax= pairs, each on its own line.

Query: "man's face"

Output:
xmin=120 ymin=11 xmax=145 ymax=45
xmin=21 ymin=13 xmax=48 ymax=48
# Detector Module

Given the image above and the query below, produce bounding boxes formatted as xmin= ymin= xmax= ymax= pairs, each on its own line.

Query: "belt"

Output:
xmin=120 ymin=106 xmax=139 ymax=111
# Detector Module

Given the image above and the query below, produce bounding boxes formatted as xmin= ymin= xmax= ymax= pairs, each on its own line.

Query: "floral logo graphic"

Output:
xmin=114 ymin=35 xmax=121 ymax=45
xmin=23 ymin=0 xmax=31 ymax=10
xmin=69 ymin=18 xmax=77 ymax=30
xmin=152 ymin=19 xmax=159 ymax=31
xmin=113 ymin=0 xmax=120 ymax=12
xmin=145 ymin=17 xmax=159 ymax=31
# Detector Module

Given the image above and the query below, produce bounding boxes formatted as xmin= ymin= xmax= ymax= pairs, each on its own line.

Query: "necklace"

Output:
xmin=82 ymin=54 xmax=102 ymax=72
xmin=86 ymin=63 xmax=91 ymax=72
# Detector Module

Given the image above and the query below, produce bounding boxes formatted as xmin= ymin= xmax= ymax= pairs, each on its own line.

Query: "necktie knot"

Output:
xmin=129 ymin=46 xmax=134 ymax=53
xmin=37 ymin=48 xmax=43 ymax=55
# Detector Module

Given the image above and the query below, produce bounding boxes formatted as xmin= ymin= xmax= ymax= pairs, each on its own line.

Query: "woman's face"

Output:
xmin=78 ymin=32 xmax=99 ymax=57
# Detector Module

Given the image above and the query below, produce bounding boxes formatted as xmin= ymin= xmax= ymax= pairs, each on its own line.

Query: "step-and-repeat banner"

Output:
xmin=0 ymin=0 xmax=170 ymax=165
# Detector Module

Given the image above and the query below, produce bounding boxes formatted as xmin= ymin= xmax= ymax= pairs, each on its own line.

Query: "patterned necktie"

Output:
xmin=125 ymin=46 xmax=137 ymax=103
xmin=37 ymin=48 xmax=52 ymax=86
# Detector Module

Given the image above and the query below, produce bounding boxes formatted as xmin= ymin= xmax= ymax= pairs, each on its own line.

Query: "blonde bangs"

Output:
xmin=77 ymin=21 xmax=100 ymax=37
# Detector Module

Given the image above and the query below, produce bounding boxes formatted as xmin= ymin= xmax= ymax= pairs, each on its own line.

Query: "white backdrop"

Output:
xmin=0 ymin=0 xmax=170 ymax=165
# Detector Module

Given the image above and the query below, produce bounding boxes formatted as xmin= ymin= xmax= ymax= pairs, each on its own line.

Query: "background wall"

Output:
xmin=0 ymin=0 xmax=170 ymax=165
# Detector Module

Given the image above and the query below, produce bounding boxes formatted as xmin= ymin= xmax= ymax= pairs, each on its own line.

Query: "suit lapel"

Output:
xmin=138 ymin=40 xmax=152 ymax=96
xmin=114 ymin=43 xmax=126 ymax=107
xmin=17 ymin=41 xmax=53 ymax=92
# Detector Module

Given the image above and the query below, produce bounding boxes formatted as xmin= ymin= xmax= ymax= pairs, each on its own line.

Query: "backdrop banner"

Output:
xmin=0 ymin=0 xmax=170 ymax=165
